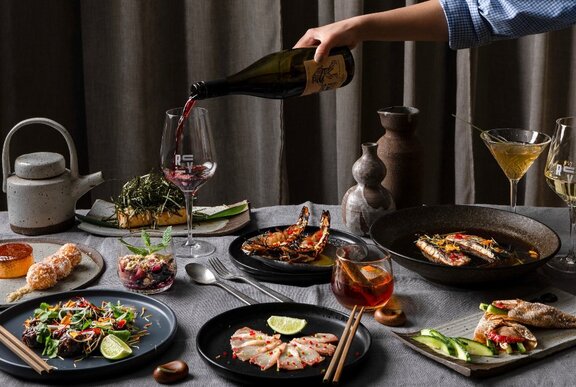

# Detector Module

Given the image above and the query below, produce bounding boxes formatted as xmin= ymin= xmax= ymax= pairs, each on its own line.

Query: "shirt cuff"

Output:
xmin=439 ymin=0 xmax=492 ymax=50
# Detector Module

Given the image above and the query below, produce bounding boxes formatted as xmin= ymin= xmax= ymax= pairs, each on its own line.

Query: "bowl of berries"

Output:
xmin=117 ymin=227 xmax=176 ymax=294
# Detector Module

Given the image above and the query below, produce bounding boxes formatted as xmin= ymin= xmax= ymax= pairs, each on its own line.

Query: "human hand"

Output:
xmin=293 ymin=18 xmax=361 ymax=63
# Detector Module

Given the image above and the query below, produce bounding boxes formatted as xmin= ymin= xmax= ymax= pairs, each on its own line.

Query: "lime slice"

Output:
xmin=100 ymin=334 xmax=133 ymax=360
xmin=267 ymin=315 xmax=307 ymax=335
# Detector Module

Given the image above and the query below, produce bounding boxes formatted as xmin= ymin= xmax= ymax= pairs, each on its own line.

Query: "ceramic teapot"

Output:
xmin=2 ymin=118 xmax=104 ymax=235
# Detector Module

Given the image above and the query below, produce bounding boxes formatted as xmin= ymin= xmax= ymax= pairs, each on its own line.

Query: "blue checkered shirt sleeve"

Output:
xmin=439 ymin=0 xmax=576 ymax=49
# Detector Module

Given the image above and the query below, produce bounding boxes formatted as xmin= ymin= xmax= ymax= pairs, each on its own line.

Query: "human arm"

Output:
xmin=295 ymin=0 xmax=576 ymax=58
xmin=294 ymin=0 xmax=448 ymax=62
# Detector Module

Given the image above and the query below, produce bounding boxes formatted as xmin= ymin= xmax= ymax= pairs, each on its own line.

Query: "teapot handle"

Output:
xmin=2 ymin=118 xmax=79 ymax=192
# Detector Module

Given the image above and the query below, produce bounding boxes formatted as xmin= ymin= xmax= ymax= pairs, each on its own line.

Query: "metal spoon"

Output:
xmin=185 ymin=263 xmax=258 ymax=305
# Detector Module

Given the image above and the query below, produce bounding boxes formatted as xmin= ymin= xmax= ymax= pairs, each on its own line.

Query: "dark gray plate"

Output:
xmin=196 ymin=302 xmax=371 ymax=384
xmin=370 ymin=205 xmax=561 ymax=286
xmin=230 ymin=226 xmax=367 ymax=273
xmin=0 ymin=289 xmax=177 ymax=382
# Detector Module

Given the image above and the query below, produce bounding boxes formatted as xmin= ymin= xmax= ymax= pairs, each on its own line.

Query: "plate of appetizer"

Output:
xmin=196 ymin=302 xmax=371 ymax=384
xmin=370 ymin=205 xmax=561 ymax=285
xmin=0 ymin=239 xmax=105 ymax=308
xmin=76 ymin=173 xmax=250 ymax=237
xmin=0 ymin=289 xmax=177 ymax=382
xmin=392 ymin=289 xmax=576 ymax=377
xmin=231 ymin=206 xmax=367 ymax=274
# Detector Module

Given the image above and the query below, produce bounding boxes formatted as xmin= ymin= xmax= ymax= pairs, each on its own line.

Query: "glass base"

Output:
xmin=176 ymin=239 xmax=216 ymax=258
xmin=546 ymin=255 xmax=576 ymax=274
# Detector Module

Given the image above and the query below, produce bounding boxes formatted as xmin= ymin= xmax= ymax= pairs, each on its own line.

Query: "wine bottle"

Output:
xmin=190 ymin=46 xmax=354 ymax=99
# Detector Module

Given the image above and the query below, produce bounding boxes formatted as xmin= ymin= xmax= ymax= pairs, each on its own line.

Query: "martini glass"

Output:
xmin=160 ymin=106 xmax=217 ymax=258
xmin=481 ymin=128 xmax=551 ymax=213
xmin=544 ymin=117 xmax=576 ymax=273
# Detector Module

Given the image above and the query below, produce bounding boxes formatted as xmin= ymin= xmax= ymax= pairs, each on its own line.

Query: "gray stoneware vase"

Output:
xmin=341 ymin=142 xmax=395 ymax=236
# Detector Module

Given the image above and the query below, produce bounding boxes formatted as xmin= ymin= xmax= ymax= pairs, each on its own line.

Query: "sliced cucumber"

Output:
xmin=419 ymin=329 xmax=455 ymax=355
xmin=516 ymin=342 xmax=527 ymax=354
xmin=448 ymin=338 xmax=471 ymax=361
xmin=412 ymin=335 xmax=452 ymax=357
xmin=455 ymin=337 xmax=496 ymax=356
xmin=486 ymin=304 xmax=508 ymax=315
xmin=479 ymin=302 xmax=508 ymax=315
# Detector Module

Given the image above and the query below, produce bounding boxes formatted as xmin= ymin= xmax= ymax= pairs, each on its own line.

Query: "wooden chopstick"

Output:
xmin=323 ymin=305 xmax=365 ymax=384
xmin=0 ymin=325 xmax=54 ymax=375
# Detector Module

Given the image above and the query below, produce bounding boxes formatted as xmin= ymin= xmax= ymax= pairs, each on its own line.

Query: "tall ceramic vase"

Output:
xmin=341 ymin=142 xmax=395 ymax=236
xmin=377 ymin=106 xmax=422 ymax=209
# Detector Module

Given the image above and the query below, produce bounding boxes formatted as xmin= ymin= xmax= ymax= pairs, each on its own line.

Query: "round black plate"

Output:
xmin=370 ymin=205 xmax=561 ymax=286
xmin=196 ymin=303 xmax=371 ymax=384
xmin=228 ymin=226 xmax=367 ymax=285
xmin=0 ymin=289 xmax=177 ymax=382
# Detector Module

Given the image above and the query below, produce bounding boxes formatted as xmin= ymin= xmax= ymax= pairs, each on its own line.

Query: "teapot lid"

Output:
xmin=14 ymin=152 xmax=66 ymax=179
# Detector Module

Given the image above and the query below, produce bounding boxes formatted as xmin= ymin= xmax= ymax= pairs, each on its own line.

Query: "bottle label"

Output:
xmin=302 ymin=55 xmax=347 ymax=96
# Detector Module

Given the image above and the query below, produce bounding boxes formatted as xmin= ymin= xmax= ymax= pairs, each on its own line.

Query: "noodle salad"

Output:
xmin=22 ymin=297 xmax=149 ymax=359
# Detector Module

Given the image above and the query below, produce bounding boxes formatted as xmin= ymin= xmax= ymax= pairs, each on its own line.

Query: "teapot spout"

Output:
xmin=72 ymin=171 xmax=104 ymax=200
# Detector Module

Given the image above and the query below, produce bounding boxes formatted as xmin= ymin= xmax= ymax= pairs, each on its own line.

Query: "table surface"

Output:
xmin=0 ymin=202 xmax=575 ymax=386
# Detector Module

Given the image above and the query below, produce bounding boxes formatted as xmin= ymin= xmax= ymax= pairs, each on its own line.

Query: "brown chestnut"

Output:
xmin=153 ymin=360 xmax=189 ymax=384
xmin=374 ymin=308 xmax=407 ymax=326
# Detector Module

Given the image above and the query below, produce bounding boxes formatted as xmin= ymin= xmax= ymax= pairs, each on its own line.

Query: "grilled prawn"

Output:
xmin=279 ymin=210 xmax=331 ymax=263
xmin=241 ymin=206 xmax=310 ymax=256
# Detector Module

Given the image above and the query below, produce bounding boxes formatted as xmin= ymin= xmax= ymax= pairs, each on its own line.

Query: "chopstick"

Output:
xmin=323 ymin=305 xmax=365 ymax=384
xmin=0 ymin=325 xmax=54 ymax=375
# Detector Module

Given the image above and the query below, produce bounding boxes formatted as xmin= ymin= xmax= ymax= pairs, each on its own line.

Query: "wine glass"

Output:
xmin=544 ymin=117 xmax=576 ymax=273
xmin=160 ymin=106 xmax=217 ymax=258
xmin=481 ymin=128 xmax=551 ymax=213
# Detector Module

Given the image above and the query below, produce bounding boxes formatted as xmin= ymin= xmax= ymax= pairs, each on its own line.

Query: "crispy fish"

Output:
xmin=415 ymin=238 xmax=471 ymax=266
xmin=489 ymin=299 xmax=576 ymax=329
xmin=445 ymin=233 xmax=497 ymax=263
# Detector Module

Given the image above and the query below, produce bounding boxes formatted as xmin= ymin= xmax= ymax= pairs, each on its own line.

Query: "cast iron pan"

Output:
xmin=196 ymin=303 xmax=371 ymax=385
xmin=370 ymin=205 xmax=561 ymax=286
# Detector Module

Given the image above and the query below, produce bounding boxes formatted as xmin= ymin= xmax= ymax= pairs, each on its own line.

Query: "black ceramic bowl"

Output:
xmin=369 ymin=205 xmax=561 ymax=286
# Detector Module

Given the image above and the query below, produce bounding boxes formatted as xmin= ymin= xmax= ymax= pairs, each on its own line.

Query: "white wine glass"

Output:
xmin=544 ymin=117 xmax=576 ymax=273
xmin=481 ymin=128 xmax=551 ymax=213
xmin=160 ymin=106 xmax=217 ymax=258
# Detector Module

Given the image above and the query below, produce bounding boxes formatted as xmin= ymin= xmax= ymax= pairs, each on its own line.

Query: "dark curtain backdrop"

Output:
xmin=1 ymin=0 xmax=574 ymax=212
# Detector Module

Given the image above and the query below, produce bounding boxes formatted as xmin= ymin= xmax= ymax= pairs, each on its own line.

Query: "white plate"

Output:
xmin=77 ymin=199 xmax=250 ymax=237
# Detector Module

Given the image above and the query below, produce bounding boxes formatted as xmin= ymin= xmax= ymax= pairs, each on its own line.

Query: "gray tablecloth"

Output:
xmin=0 ymin=203 xmax=574 ymax=386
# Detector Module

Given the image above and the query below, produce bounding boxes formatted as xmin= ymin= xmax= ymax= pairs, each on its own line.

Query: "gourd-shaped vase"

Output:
xmin=341 ymin=142 xmax=395 ymax=236
xmin=377 ymin=106 xmax=422 ymax=209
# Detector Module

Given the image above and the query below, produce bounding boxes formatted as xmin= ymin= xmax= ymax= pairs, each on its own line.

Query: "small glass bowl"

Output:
xmin=117 ymin=236 xmax=176 ymax=294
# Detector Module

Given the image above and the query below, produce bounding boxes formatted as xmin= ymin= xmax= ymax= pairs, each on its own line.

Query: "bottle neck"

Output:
xmin=190 ymin=79 xmax=229 ymax=100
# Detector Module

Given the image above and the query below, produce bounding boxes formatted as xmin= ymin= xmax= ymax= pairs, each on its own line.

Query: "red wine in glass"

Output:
xmin=160 ymin=104 xmax=216 ymax=258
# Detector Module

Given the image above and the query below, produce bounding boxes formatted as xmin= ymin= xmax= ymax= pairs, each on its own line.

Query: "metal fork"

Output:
xmin=208 ymin=257 xmax=294 ymax=303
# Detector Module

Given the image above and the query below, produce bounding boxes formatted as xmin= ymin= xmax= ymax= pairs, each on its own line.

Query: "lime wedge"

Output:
xmin=100 ymin=334 xmax=133 ymax=360
xmin=267 ymin=315 xmax=307 ymax=335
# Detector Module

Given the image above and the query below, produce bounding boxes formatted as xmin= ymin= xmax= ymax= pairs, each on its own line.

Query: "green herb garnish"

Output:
xmin=119 ymin=227 xmax=173 ymax=256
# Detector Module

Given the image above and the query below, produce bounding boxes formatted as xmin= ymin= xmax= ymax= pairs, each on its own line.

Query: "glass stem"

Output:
xmin=184 ymin=191 xmax=196 ymax=246
xmin=509 ymin=179 xmax=519 ymax=213
xmin=568 ymin=204 xmax=576 ymax=262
